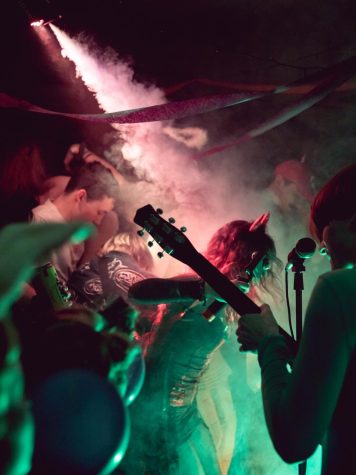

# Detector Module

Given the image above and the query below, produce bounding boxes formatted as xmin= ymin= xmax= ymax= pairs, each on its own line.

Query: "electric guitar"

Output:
xmin=134 ymin=204 xmax=297 ymax=354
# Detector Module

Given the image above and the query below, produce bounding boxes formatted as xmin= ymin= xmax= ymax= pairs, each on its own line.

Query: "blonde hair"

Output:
xmin=98 ymin=232 xmax=154 ymax=271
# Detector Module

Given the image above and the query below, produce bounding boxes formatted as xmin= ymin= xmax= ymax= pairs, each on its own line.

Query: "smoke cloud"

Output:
xmin=49 ymin=24 xmax=260 ymax=268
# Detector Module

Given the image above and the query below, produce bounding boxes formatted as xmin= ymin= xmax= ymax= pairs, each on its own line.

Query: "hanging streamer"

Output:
xmin=163 ymin=76 xmax=356 ymax=96
xmin=0 ymin=55 xmax=355 ymax=150
xmin=193 ymin=55 xmax=356 ymax=159
xmin=0 ymin=89 xmax=268 ymax=124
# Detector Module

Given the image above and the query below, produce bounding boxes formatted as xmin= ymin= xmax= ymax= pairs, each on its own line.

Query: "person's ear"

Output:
xmin=75 ymin=189 xmax=87 ymax=202
xmin=323 ymin=220 xmax=356 ymax=269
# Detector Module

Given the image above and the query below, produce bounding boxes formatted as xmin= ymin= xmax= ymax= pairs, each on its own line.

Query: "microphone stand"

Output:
xmin=290 ymin=256 xmax=307 ymax=475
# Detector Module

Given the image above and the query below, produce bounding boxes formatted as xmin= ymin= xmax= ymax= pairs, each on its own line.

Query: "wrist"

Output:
xmin=177 ymin=279 xmax=206 ymax=302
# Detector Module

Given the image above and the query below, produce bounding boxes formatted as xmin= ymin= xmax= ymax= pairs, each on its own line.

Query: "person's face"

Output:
xmin=252 ymin=255 xmax=272 ymax=281
xmin=78 ymin=195 xmax=114 ymax=226
xmin=283 ymin=182 xmax=307 ymax=210
xmin=234 ymin=253 xmax=272 ymax=294
xmin=321 ymin=220 xmax=356 ymax=270
xmin=274 ymin=177 xmax=308 ymax=213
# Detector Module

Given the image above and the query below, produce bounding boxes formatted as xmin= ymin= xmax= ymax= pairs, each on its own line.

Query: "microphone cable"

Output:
xmin=285 ymin=268 xmax=295 ymax=341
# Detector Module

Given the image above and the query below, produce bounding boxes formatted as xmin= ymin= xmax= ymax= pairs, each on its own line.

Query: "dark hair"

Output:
xmin=310 ymin=163 xmax=356 ymax=241
xmin=64 ymin=162 xmax=119 ymax=203
xmin=0 ymin=143 xmax=47 ymax=198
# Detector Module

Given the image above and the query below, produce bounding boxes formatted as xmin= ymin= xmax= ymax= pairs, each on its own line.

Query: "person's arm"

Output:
xmin=83 ymin=153 xmax=126 ymax=187
xmin=77 ymin=212 xmax=119 ymax=266
xmin=258 ymin=275 xmax=352 ymax=463
xmin=128 ymin=277 xmax=206 ymax=305
xmin=63 ymin=143 xmax=81 ymax=171
xmin=64 ymin=143 xmax=126 ymax=187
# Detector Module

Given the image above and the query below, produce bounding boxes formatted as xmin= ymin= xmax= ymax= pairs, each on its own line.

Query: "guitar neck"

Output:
xmin=189 ymin=251 xmax=260 ymax=315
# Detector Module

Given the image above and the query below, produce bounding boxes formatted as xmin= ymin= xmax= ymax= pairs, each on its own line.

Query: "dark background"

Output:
xmin=1 ymin=0 xmax=356 ymax=184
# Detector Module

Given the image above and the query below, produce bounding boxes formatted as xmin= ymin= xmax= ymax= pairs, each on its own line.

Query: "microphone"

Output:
xmin=285 ymin=237 xmax=316 ymax=270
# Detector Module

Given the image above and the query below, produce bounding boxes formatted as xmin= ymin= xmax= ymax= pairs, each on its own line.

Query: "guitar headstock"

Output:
xmin=134 ymin=204 xmax=197 ymax=266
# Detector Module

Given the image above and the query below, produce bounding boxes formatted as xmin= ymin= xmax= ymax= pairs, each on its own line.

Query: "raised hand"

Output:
xmin=0 ymin=221 xmax=93 ymax=317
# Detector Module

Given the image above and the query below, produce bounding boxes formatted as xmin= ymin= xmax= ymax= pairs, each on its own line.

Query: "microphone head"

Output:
xmin=295 ymin=237 xmax=316 ymax=259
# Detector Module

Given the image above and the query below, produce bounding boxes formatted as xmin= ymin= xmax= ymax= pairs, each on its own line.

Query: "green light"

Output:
xmin=70 ymin=223 xmax=95 ymax=244
xmin=113 ymin=453 xmax=122 ymax=464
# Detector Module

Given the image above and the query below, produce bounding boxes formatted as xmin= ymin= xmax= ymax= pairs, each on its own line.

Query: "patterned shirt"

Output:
xmin=68 ymin=251 xmax=152 ymax=310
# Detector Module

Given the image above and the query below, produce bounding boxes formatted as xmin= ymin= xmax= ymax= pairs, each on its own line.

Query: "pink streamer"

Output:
xmin=0 ymin=55 xmax=355 ymax=158
xmin=193 ymin=55 xmax=356 ymax=159
xmin=0 ymin=90 xmax=267 ymax=124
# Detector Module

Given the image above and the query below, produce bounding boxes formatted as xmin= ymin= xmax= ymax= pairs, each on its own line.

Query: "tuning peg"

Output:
xmin=156 ymin=208 xmax=163 ymax=215
xmin=180 ymin=226 xmax=187 ymax=232
xmin=168 ymin=217 xmax=176 ymax=224
xmin=148 ymin=241 xmax=154 ymax=247
xmin=157 ymin=251 xmax=164 ymax=258
xmin=137 ymin=229 xmax=145 ymax=237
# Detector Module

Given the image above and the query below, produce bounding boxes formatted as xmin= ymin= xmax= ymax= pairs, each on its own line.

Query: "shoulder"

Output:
xmin=310 ymin=268 xmax=356 ymax=305
xmin=102 ymin=251 xmax=153 ymax=279
xmin=307 ymin=268 xmax=356 ymax=347
xmin=101 ymin=251 xmax=130 ymax=267
xmin=31 ymin=200 xmax=63 ymax=222
xmin=317 ymin=267 xmax=356 ymax=294
xmin=103 ymin=251 xmax=141 ymax=269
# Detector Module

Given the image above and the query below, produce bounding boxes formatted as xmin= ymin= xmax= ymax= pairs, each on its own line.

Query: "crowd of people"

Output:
xmin=0 ymin=139 xmax=354 ymax=475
